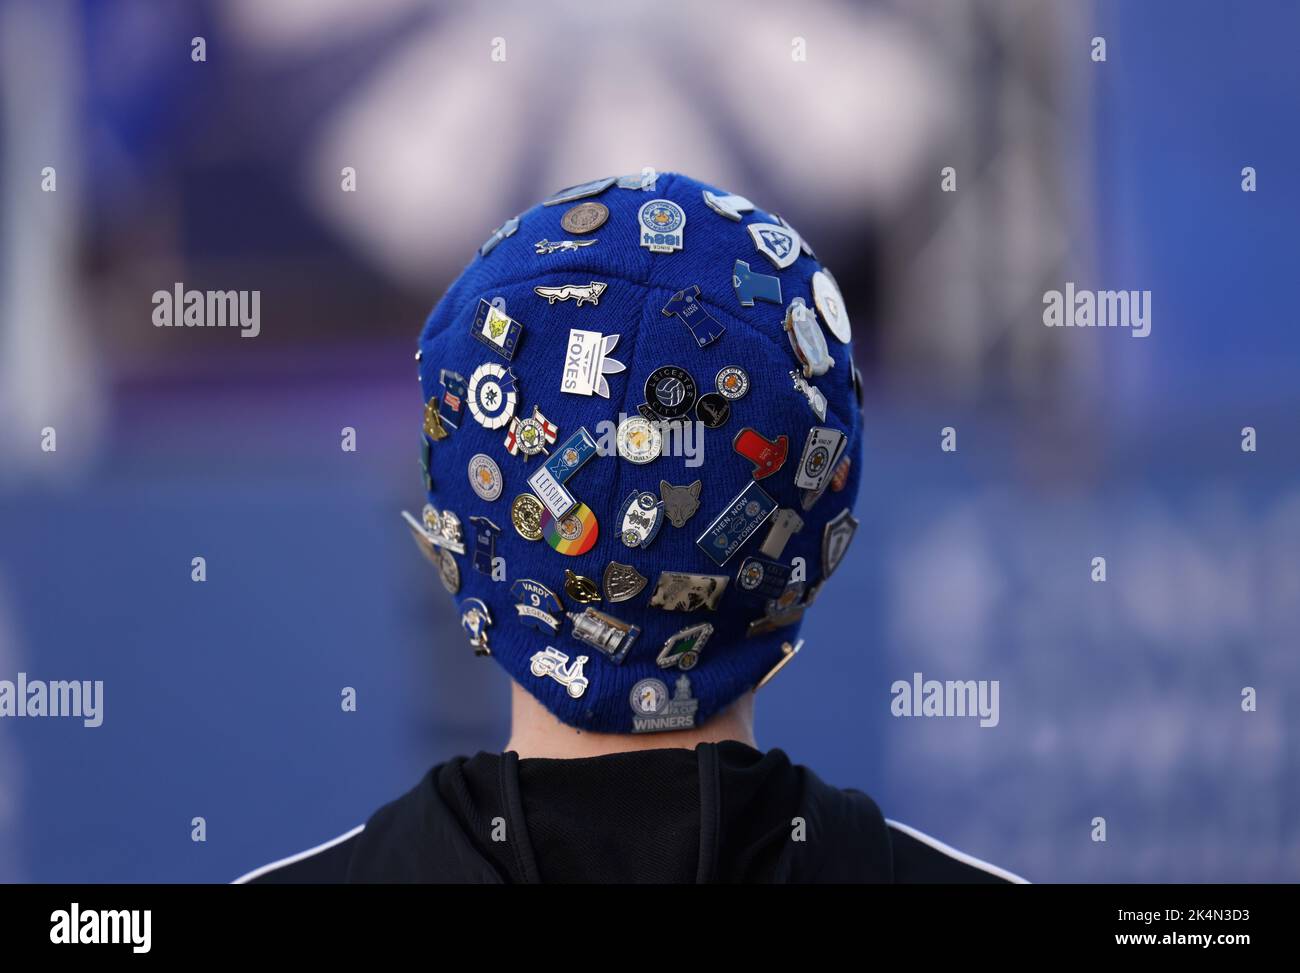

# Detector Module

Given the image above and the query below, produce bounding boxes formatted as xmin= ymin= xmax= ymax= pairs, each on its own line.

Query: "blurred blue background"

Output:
xmin=1 ymin=0 xmax=1297 ymax=882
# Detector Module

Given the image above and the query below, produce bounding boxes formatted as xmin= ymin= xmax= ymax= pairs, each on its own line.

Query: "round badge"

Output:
xmin=561 ymin=201 xmax=608 ymax=234
xmin=638 ymin=200 xmax=684 ymax=235
xmin=738 ymin=561 xmax=765 ymax=591
xmin=436 ymin=548 xmax=460 ymax=594
xmin=715 ymin=366 xmax=750 ymax=400
xmin=467 ymin=454 xmax=503 ymax=501
xmin=644 ymin=365 xmax=697 ymax=419
xmin=812 ymin=270 xmax=852 ymax=343
xmin=630 ymin=678 xmax=669 ymax=716
xmin=510 ymin=494 xmax=543 ymax=541
xmin=467 ymin=362 xmax=518 ymax=430
xmin=541 ymin=503 xmax=599 ymax=556
xmin=803 ymin=445 xmax=830 ymax=481
xmin=617 ymin=416 xmax=663 ymax=464
xmin=695 ymin=392 xmax=730 ymax=429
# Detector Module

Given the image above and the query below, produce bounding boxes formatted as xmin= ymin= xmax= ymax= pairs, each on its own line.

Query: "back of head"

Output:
xmin=408 ymin=171 xmax=861 ymax=734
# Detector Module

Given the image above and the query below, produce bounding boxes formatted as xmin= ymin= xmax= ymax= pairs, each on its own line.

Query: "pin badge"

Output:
xmin=630 ymin=675 xmax=697 ymax=733
xmin=535 ymin=238 xmax=598 ymax=255
xmin=479 ymin=215 xmax=520 ymax=257
xmin=542 ymin=176 xmax=616 ymax=206
xmin=661 ymin=286 xmax=725 ymax=348
xmin=811 ymin=270 xmax=851 ymax=343
xmin=830 ymin=457 xmax=852 ymax=492
xmin=530 ymin=647 xmax=590 ymax=698
xmin=643 ymin=365 xmax=698 ymax=420
xmin=534 ymin=281 xmax=607 ymax=307
xmin=659 ymin=479 xmax=701 ymax=528
xmin=526 ymin=465 xmax=576 ymax=520
xmin=701 ymin=190 xmax=754 ymax=221
xmin=795 ymin=426 xmax=847 ymax=492
xmin=564 ymin=569 xmax=602 ymax=604
xmin=618 ymin=490 xmax=665 ymax=549
xmin=461 ymin=598 xmax=493 ymax=656
xmin=562 ymin=330 xmax=626 ymax=398
xmin=695 ymin=392 xmax=731 ymax=429
xmin=649 ymin=571 xmax=730 ymax=612
xmin=733 ymin=427 xmax=788 ymax=479
xmin=748 ymin=222 xmax=800 ymax=270
xmin=437 ymin=369 xmax=466 ymax=431
xmin=852 ymin=361 xmax=865 ymax=410
xmin=541 ymin=502 xmax=599 ymax=556
xmin=423 ymin=396 xmax=449 ymax=442
xmin=561 ymin=202 xmax=608 ymax=234
xmin=511 ymin=494 xmax=545 ymax=541
xmin=467 ymin=362 xmax=519 ymax=430
xmin=696 ymin=480 xmax=777 ymax=566
xmin=731 ymin=260 xmax=783 ymax=307
xmin=617 ymin=169 xmax=657 ymax=191
xmin=544 ymin=427 xmax=598 ymax=484
xmin=401 ymin=509 xmax=460 ymax=592
xmin=745 ymin=583 xmax=807 ymax=637
xmin=736 ymin=555 xmax=793 ymax=599
xmin=420 ymin=436 xmax=432 ymax=492
xmin=822 ymin=509 xmax=859 ymax=579
xmin=790 ymin=370 xmax=827 ymax=422
xmin=657 ymin=623 xmax=712 ymax=671
xmin=511 ymin=579 xmax=563 ymax=634
xmin=469 ymin=516 xmax=501 ymax=574
xmin=616 ymin=416 xmax=663 ymax=464
xmin=638 ymin=199 xmax=685 ymax=253
xmin=471 ymin=299 xmax=523 ymax=360
xmin=603 ymin=561 xmax=648 ymax=603
xmin=785 ymin=297 xmax=833 ymax=377
xmin=568 ymin=607 xmax=640 ymax=664
xmin=468 ymin=454 xmax=503 ymax=501
xmin=504 ymin=405 xmax=558 ymax=459
xmin=435 ymin=549 xmax=460 ymax=594
xmin=759 ymin=508 xmax=803 ymax=559
xmin=402 ymin=505 xmax=466 ymax=554
xmin=715 ymin=365 xmax=750 ymax=400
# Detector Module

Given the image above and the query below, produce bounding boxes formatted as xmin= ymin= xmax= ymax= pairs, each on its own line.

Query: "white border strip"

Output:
xmin=231 ymin=824 xmax=366 ymax=884
xmin=886 ymin=819 xmax=1029 ymax=884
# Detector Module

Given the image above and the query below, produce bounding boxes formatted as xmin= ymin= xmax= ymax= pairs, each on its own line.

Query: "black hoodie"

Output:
xmin=238 ymin=742 xmax=1022 ymax=883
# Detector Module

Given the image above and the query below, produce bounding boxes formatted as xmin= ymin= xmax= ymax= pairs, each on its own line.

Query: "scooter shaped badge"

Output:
xmin=529 ymin=647 xmax=590 ymax=698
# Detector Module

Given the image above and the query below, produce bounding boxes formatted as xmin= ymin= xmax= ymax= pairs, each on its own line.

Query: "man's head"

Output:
xmin=408 ymin=171 xmax=861 ymax=734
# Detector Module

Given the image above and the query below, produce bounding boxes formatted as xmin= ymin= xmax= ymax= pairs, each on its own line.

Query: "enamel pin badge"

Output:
xmin=471 ymin=299 xmax=523 ymax=360
xmin=466 ymin=363 xmax=518 ymax=430
xmin=511 ymin=579 xmax=563 ymax=634
xmin=733 ymin=428 xmax=788 ymax=480
xmin=568 ymin=607 xmax=640 ymax=665
xmin=630 ymin=675 xmax=698 ymax=733
xmin=534 ymin=281 xmax=607 ymax=306
xmin=618 ymin=490 xmax=665 ymax=549
xmin=659 ymin=479 xmax=702 ymax=528
xmin=696 ymin=481 xmax=777 ymax=566
xmin=561 ymin=330 xmax=626 ymax=398
xmin=530 ymin=647 xmax=590 ymax=698
xmin=662 ymin=286 xmax=725 ymax=348
xmin=657 ymin=623 xmax=712 ymax=671
xmin=639 ymin=199 xmax=685 ymax=253
xmin=461 ymin=598 xmax=492 ymax=656
xmin=732 ymin=260 xmax=782 ymax=307
xmin=748 ymin=223 xmax=800 ymax=270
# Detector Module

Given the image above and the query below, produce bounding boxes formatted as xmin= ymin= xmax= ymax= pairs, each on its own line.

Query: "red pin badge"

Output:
xmin=733 ymin=428 xmax=789 ymax=480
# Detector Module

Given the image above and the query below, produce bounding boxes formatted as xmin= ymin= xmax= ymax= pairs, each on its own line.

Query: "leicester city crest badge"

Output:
xmin=638 ymin=199 xmax=685 ymax=253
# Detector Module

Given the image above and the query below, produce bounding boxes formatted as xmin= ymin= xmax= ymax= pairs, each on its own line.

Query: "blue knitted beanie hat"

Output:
xmin=409 ymin=171 xmax=861 ymax=734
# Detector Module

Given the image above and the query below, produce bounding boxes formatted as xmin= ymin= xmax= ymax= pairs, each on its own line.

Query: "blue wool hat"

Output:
xmin=410 ymin=171 xmax=861 ymax=734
